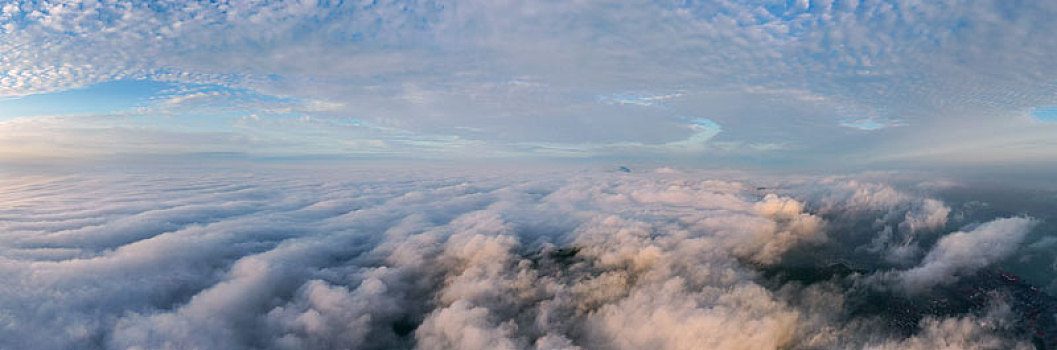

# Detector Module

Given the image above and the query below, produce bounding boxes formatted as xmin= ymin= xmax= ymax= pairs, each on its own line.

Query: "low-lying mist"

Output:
xmin=0 ymin=167 xmax=1053 ymax=350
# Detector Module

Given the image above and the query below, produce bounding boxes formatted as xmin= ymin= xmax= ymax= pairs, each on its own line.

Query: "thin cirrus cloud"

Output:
xmin=1 ymin=0 xmax=1057 ymax=166
xmin=839 ymin=117 xmax=904 ymax=131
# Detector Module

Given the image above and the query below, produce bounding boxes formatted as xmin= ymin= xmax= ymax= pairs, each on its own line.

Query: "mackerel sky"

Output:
xmin=1 ymin=0 xmax=1056 ymax=168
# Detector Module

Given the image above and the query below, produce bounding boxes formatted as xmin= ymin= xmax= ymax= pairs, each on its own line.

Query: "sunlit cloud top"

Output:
xmin=1 ymin=0 xmax=1056 ymax=168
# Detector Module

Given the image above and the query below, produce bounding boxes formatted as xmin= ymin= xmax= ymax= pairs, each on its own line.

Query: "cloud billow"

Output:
xmin=0 ymin=168 xmax=1043 ymax=350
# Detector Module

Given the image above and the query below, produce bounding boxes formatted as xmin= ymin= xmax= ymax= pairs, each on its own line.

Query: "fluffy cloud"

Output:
xmin=0 ymin=168 xmax=1045 ymax=349
xmin=793 ymin=179 xmax=953 ymax=265
xmin=898 ymin=217 xmax=1038 ymax=293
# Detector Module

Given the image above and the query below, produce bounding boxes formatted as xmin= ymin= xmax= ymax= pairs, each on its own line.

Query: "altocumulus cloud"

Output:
xmin=0 ymin=168 xmax=1041 ymax=350
xmin=4 ymin=1 xmax=1057 ymax=164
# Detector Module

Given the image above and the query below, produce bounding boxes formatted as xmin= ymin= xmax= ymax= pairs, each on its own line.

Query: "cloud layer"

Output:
xmin=0 ymin=167 xmax=1045 ymax=349
xmin=2 ymin=1 xmax=1057 ymax=164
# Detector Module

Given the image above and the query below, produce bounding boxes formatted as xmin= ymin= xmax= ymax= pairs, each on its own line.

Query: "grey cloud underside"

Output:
xmin=0 ymin=169 xmax=1048 ymax=350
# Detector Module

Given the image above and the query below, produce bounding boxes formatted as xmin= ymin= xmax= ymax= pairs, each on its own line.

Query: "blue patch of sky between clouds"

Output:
xmin=0 ymin=80 xmax=172 ymax=120
xmin=1031 ymin=106 xmax=1057 ymax=122
xmin=597 ymin=93 xmax=659 ymax=107
xmin=689 ymin=118 xmax=721 ymax=132
xmin=839 ymin=118 xmax=886 ymax=130
xmin=0 ymin=78 xmax=325 ymax=136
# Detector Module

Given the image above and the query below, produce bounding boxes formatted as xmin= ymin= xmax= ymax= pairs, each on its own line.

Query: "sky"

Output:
xmin=1 ymin=0 xmax=1056 ymax=169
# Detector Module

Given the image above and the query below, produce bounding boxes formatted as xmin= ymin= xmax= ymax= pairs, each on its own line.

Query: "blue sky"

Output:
xmin=1 ymin=0 xmax=1056 ymax=168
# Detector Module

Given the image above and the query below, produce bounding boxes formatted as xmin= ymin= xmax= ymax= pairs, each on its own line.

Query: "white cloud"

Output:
xmin=897 ymin=217 xmax=1037 ymax=292
xmin=0 ymin=168 xmax=1039 ymax=349
xmin=839 ymin=117 xmax=904 ymax=131
xmin=3 ymin=1 xmax=1057 ymax=162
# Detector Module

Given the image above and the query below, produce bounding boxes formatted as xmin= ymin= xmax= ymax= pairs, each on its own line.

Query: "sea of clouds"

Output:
xmin=0 ymin=166 xmax=1045 ymax=350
